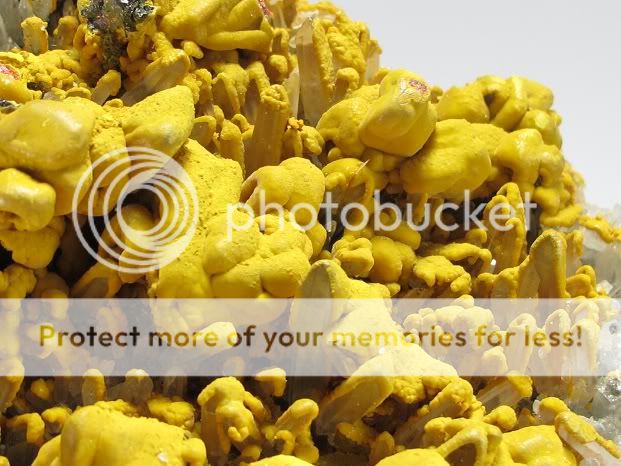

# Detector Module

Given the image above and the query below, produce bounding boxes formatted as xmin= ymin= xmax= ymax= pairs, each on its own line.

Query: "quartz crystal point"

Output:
xmin=0 ymin=14 xmax=10 ymax=51
xmin=592 ymin=375 xmax=621 ymax=450
xmin=296 ymin=18 xmax=333 ymax=126
xmin=0 ymin=1 xmax=31 ymax=49
xmin=582 ymin=205 xmax=621 ymax=297
xmin=246 ymin=84 xmax=290 ymax=174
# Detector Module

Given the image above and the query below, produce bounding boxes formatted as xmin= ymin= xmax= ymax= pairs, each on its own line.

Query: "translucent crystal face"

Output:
xmin=0 ymin=14 xmax=9 ymax=51
xmin=0 ymin=1 xmax=28 ymax=49
xmin=591 ymin=376 xmax=621 ymax=455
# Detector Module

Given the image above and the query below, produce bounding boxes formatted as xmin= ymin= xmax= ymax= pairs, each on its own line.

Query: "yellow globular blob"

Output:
xmin=21 ymin=17 xmax=49 ymax=55
xmin=0 ymin=217 xmax=65 ymax=269
xmin=0 ymin=98 xmax=97 ymax=215
xmin=41 ymin=406 xmax=72 ymax=433
xmin=400 ymin=119 xmax=493 ymax=200
xmin=147 ymin=396 xmax=196 ymax=430
xmin=332 ymin=237 xmax=375 ymax=278
xmin=359 ymin=70 xmax=437 ymax=157
xmin=32 ymin=404 xmax=207 ymax=466
xmin=411 ymin=256 xmax=472 ymax=298
xmin=264 ymin=399 xmax=320 ymax=463
xmin=0 ymin=73 xmax=33 ymax=103
xmin=161 ymin=0 xmax=274 ymax=53
xmin=249 ymin=456 xmax=315 ymax=466
xmin=203 ymin=210 xmax=313 ymax=298
xmin=318 ymin=69 xmax=436 ymax=159
xmin=0 ymin=358 xmax=25 ymax=414
xmin=0 ymin=169 xmax=56 ymax=232
xmin=503 ymin=426 xmax=577 ymax=465
xmin=295 ymin=260 xmax=391 ymax=299
xmin=117 ymin=85 xmax=196 ymax=157
xmin=197 ymin=377 xmax=266 ymax=465
xmin=151 ymin=139 xmax=243 ymax=298
xmin=493 ymin=128 xmax=565 ymax=218
xmin=241 ymin=157 xmax=326 ymax=227
xmin=30 ymin=378 xmax=54 ymax=401
xmin=376 ymin=450 xmax=449 ymax=466
xmin=437 ymin=75 xmax=562 ymax=147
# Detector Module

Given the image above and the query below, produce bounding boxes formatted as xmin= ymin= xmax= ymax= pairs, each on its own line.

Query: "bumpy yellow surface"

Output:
xmin=32 ymin=404 xmax=207 ymax=466
xmin=0 ymin=1 xmax=619 ymax=466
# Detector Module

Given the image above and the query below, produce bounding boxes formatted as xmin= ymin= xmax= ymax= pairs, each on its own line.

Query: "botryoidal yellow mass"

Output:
xmin=0 ymin=0 xmax=620 ymax=465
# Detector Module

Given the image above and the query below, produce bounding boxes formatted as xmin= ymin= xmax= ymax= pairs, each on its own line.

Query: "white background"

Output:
xmin=334 ymin=0 xmax=620 ymax=208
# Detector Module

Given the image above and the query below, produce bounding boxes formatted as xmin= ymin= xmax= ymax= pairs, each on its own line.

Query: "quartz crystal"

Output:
xmin=583 ymin=205 xmax=621 ymax=297
xmin=592 ymin=375 xmax=621 ymax=450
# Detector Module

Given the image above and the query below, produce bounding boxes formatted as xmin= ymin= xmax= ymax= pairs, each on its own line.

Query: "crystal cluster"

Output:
xmin=0 ymin=1 xmax=620 ymax=465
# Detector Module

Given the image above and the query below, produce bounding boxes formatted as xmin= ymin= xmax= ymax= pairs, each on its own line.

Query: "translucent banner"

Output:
xmin=0 ymin=298 xmax=619 ymax=377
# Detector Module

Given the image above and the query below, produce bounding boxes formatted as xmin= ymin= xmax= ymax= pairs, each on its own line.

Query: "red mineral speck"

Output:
xmin=258 ymin=0 xmax=272 ymax=16
xmin=0 ymin=64 xmax=19 ymax=80
xmin=409 ymin=79 xmax=429 ymax=95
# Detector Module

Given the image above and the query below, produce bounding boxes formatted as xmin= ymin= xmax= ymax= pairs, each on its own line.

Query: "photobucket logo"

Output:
xmin=227 ymin=190 xmax=537 ymax=238
xmin=72 ymin=147 xmax=199 ymax=275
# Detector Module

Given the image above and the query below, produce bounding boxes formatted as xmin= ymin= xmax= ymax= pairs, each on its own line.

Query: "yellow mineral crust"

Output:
xmin=492 ymin=129 xmax=565 ymax=218
xmin=502 ymin=425 xmax=577 ymax=465
xmin=122 ymin=32 xmax=192 ymax=106
xmin=0 ymin=358 xmax=25 ymax=414
xmin=411 ymin=256 xmax=473 ymax=298
xmin=264 ymin=399 xmax=319 ymax=463
xmin=294 ymin=3 xmax=381 ymax=122
xmin=282 ymin=118 xmax=325 ymax=159
xmin=475 ymin=229 xmax=572 ymax=299
xmin=241 ymin=157 xmax=325 ymax=227
xmin=318 ymin=69 xmax=436 ymax=159
xmin=146 ymin=396 xmax=196 ymax=430
xmin=0 ymin=49 xmax=84 ymax=94
xmin=0 ymin=169 xmax=56 ymax=232
xmin=0 ymin=1 xmax=619 ymax=465
xmin=203 ymin=210 xmax=313 ymax=298
xmin=483 ymin=182 xmax=527 ymax=272
xmin=249 ymin=456 xmax=314 ymax=466
xmin=32 ymin=405 xmax=207 ymax=466
xmin=437 ymin=75 xmax=563 ymax=147
xmin=580 ymin=214 xmax=621 ymax=244
xmin=41 ymin=406 xmax=72 ymax=433
xmin=0 ymin=70 xmax=34 ymax=103
xmin=6 ymin=413 xmax=46 ymax=446
xmin=359 ymin=70 xmax=437 ymax=157
xmin=161 ymin=0 xmax=274 ymax=53
xmin=115 ymin=85 xmax=195 ymax=156
xmin=295 ymin=259 xmax=390 ymax=299
xmin=71 ymin=205 xmax=156 ymax=298
xmin=150 ymin=139 xmax=243 ymax=298
xmin=197 ymin=377 xmax=266 ymax=464
xmin=0 ymin=216 xmax=65 ymax=269
xmin=0 ymin=98 xmax=96 ymax=215
xmin=376 ymin=450 xmax=449 ymax=466
xmin=0 ymin=263 xmax=37 ymax=299
xmin=22 ymin=17 xmax=49 ymax=55
xmin=400 ymin=119 xmax=493 ymax=200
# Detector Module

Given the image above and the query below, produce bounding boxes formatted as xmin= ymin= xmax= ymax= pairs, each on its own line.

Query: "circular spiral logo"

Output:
xmin=72 ymin=147 xmax=199 ymax=275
